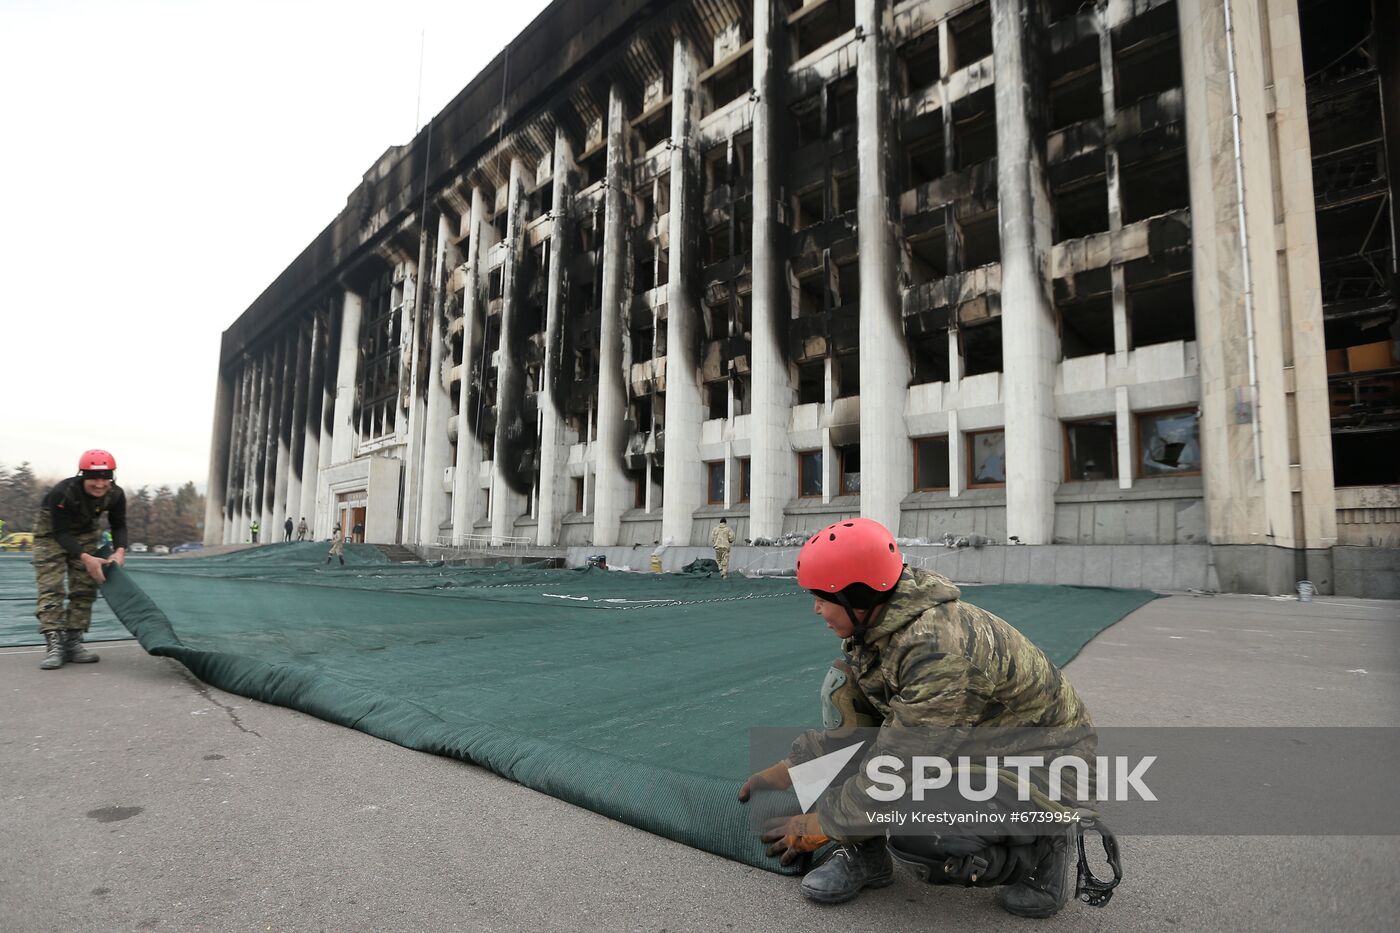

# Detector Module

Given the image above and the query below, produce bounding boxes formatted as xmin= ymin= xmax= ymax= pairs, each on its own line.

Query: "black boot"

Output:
xmin=799 ymin=842 xmax=895 ymax=905
xmin=39 ymin=631 xmax=65 ymax=670
xmin=63 ymin=630 xmax=100 ymax=664
xmin=995 ymin=827 xmax=1076 ymax=918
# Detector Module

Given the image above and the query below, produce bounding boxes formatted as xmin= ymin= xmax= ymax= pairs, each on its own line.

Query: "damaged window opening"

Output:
xmin=797 ymin=359 xmax=825 ymax=405
xmin=832 ymin=172 xmax=858 ymax=216
xmin=828 ymin=75 xmax=858 ymax=134
xmin=797 ymin=268 xmax=825 ymax=315
xmin=704 ymin=144 xmax=729 ymax=197
xmin=799 ymin=449 xmax=824 ymax=498
xmin=733 ymin=132 xmax=753 ymax=181
xmin=833 ymin=258 xmax=860 ymax=309
xmin=1332 ymin=428 xmax=1400 ymax=487
xmin=789 ymin=0 xmax=855 ymax=61
xmin=1113 ymin=8 xmax=1183 ymax=109
xmin=839 ymin=444 xmax=861 ymax=495
xmin=1047 ymin=0 xmax=1089 ymax=23
xmin=1129 ymin=276 xmax=1195 ymax=348
xmin=735 ymin=373 xmax=751 ymax=416
xmin=906 ymin=227 xmax=949 ymax=285
xmin=1119 ymin=152 xmax=1190 ymax=224
xmin=706 ymin=381 xmax=728 ymax=419
xmin=835 ymin=352 xmax=859 ymax=398
xmin=1137 ymin=408 xmax=1201 ymax=477
xmin=961 ymin=319 xmax=1003 ymax=375
xmin=1053 ymin=177 xmax=1110 ymax=242
xmin=905 ymin=126 xmax=946 ymax=189
xmin=792 ymin=95 xmax=822 ymax=148
xmin=487 ymin=268 xmax=504 ymax=302
xmin=953 ymin=90 xmax=997 ymax=170
xmin=794 ymin=183 xmax=825 ymax=230
xmin=632 ymin=396 xmax=652 ymax=434
xmin=707 ymin=303 xmax=729 ymax=339
xmin=577 ymin=220 xmax=598 ymax=255
xmin=707 ymin=461 xmax=725 ymax=504
xmin=578 ymin=145 xmax=608 ymax=189
xmin=533 ymin=181 xmax=554 ymax=217
xmin=898 ymin=29 xmax=941 ymax=97
xmin=1048 ymin=65 xmax=1103 ymax=133
xmin=913 ymin=436 xmax=950 ymax=490
xmin=702 ymin=49 xmax=752 ymax=117
xmin=1059 ymin=294 xmax=1115 ymax=358
xmin=910 ymin=332 xmax=951 ymax=385
xmin=707 ymin=224 xmax=733 ymax=265
xmin=631 ymin=324 xmax=653 ymax=362
xmin=738 ymin=293 xmax=753 ymax=335
xmin=959 ymin=209 xmax=1001 ymax=269
xmin=634 ymin=105 xmax=670 ymax=152
xmin=573 ymin=477 xmax=585 ymax=513
xmin=948 ymin=2 xmax=993 ymax=71
xmin=1064 ymin=417 xmax=1117 ymax=481
xmin=634 ymin=249 xmax=657 ymax=293
xmin=739 ymin=457 xmax=751 ymax=502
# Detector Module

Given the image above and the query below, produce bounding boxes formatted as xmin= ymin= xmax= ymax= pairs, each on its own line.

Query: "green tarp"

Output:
xmin=83 ymin=543 xmax=1156 ymax=871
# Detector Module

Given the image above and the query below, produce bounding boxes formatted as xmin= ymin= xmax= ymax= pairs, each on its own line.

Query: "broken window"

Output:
xmin=898 ymin=28 xmax=941 ymax=96
xmin=960 ymin=209 xmax=1001 ymax=269
xmin=948 ymin=2 xmax=993 ymax=71
xmin=832 ymin=171 xmax=858 ymax=216
xmin=792 ymin=94 xmax=823 ymax=147
xmin=839 ymin=445 xmax=861 ymax=495
xmin=905 ymin=124 xmax=946 ymax=189
xmin=793 ymin=182 xmax=825 ymax=231
xmin=702 ymin=48 xmax=752 ymax=117
xmin=797 ymin=359 xmax=825 ymax=404
xmin=1047 ymin=39 xmax=1103 ymax=132
xmin=1128 ymin=276 xmax=1195 ymax=348
xmin=911 ymin=332 xmax=951 ymax=385
xmin=789 ymin=0 xmax=855 ymax=61
xmin=1119 ymin=152 xmax=1190 ymax=224
xmin=706 ymin=380 xmax=728 ymax=419
xmin=799 ymin=449 xmax=824 ymax=498
xmin=704 ymin=143 xmax=729 ymax=197
xmin=633 ymin=103 xmax=670 ymax=152
xmin=968 ymin=429 xmax=1006 ymax=486
xmin=1053 ymin=176 xmax=1110 ymax=242
xmin=1059 ymin=294 xmax=1116 ymax=358
xmin=833 ymin=257 xmax=860 ymax=309
xmin=707 ymin=461 xmax=725 ymax=504
xmin=907 ymin=227 xmax=949 ymax=285
xmin=1112 ymin=6 xmax=1183 ymax=109
xmin=961 ymin=319 xmax=1003 ymax=375
xmin=1137 ymin=408 xmax=1200 ymax=477
xmin=1332 ymin=428 xmax=1400 ymax=486
xmin=953 ymin=89 xmax=997 ymax=170
xmin=632 ymin=395 xmax=652 ymax=433
xmin=828 ymin=75 xmax=858 ymax=134
xmin=739 ymin=457 xmax=751 ymax=502
xmin=707 ymin=223 xmax=733 ymax=264
xmin=835 ymin=352 xmax=859 ymax=398
xmin=634 ymin=248 xmax=657 ymax=293
xmin=913 ymin=436 xmax=950 ymax=490
xmin=1064 ymin=418 xmax=1117 ymax=481
xmin=796 ymin=268 xmax=826 ymax=316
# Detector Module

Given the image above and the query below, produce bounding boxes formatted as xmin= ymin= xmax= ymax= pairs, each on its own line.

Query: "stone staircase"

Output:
xmin=374 ymin=544 xmax=422 ymax=563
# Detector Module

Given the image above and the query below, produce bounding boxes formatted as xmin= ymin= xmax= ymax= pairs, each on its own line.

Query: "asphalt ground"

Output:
xmin=2 ymin=592 xmax=1397 ymax=932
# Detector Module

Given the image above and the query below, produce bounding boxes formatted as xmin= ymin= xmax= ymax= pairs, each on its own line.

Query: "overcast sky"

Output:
xmin=0 ymin=0 xmax=553 ymax=492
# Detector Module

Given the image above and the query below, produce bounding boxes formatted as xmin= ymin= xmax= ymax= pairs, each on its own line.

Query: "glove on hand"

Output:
xmin=760 ymin=812 xmax=830 ymax=865
xmin=737 ymin=759 xmax=792 ymax=802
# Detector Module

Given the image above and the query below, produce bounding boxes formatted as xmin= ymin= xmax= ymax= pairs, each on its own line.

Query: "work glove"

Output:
xmin=760 ymin=812 xmax=830 ymax=866
xmin=737 ymin=759 xmax=792 ymax=802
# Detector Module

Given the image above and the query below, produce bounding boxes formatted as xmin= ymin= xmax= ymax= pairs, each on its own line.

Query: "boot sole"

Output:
xmin=800 ymin=872 xmax=895 ymax=905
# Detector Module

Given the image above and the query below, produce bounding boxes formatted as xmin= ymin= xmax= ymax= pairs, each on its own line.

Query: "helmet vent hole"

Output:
xmin=828 ymin=533 xmax=837 ymax=542
xmin=842 ymin=522 xmax=854 ymax=527
xmin=888 ymin=543 xmax=895 ymax=552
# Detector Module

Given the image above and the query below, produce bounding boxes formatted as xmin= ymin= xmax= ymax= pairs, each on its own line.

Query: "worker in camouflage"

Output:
xmin=32 ymin=449 xmax=127 ymax=670
xmin=710 ymin=518 xmax=735 ymax=577
xmin=739 ymin=518 xmax=1110 ymax=918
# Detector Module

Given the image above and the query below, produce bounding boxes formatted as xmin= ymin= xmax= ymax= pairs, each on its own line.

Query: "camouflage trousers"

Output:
xmin=32 ymin=530 xmax=102 ymax=633
xmin=714 ymin=546 xmax=731 ymax=576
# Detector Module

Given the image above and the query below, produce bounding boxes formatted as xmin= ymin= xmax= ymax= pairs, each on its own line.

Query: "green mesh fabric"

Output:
xmin=0 ymin=554 xmax=128 ymax=646
xmin=86 ymin=544 xmax=1157 ymax=871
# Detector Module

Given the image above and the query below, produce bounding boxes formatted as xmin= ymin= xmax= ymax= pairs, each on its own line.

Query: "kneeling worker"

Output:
xmin=740 ymin=518 xmax=1115 ymax=918
xmin=32 ymin=449 xmax=127 ymax=670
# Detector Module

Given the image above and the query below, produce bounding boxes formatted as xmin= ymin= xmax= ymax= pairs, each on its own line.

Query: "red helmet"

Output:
xmin=796 ymin=517 xmax=903 ymax=594
xmin=78 ymin=449 xmax=117 ymax=475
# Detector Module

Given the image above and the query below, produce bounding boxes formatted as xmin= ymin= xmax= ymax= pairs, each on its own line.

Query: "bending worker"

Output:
xmin=740 ymin=518 xmax=1115 ymax=918
xmin=32 ymin=449 xmax=127 ymax=670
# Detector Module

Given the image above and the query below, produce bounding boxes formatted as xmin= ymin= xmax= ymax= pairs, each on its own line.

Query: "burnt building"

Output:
xmin=206 ymin=0 xmax=1399 ymax=595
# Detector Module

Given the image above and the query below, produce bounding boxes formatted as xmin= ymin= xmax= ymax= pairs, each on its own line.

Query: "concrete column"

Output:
xmin=236 ymin=359 xmax=258 ymax=542
xmin=272 ymin=332 xmax=294 ymax=537
xmin=330 ymin=290 xmax=363 ymax=465
xmin=204 ymin=366 xmax=235 ymax=545
xmin=261 ymin=337 xmax=286 ymax=536
xmin=250 ymin=351 xmax=271 ymax=540
xmin=491 ymin=159 xmax=533 ymax=544
xmin=662 ymin=38 xmax=706 ymax=546
xmin=285 ymin=324 xmax=309 ymax=536
xmin=592 ymin=85 xmax=633 ymax=546
xmin=993 ymin=0 xmax=1059 ymax=544
xmin=400 ymin=254 xmax=426 ymax=544
xmin=222 ymin=364 xmax=247 ymax=544
xmin=418 ymin=212 xmax=454 ymax=545
xmin=1115 ymin=385 xmax=1132 ymax=490
xmin=537 ymin=133 xmax=573 ymax=545
xmin=298 ymin=311 xmax=325 ymax=530
xmin=1178 ymin=0 xmax=1298 ymax=574
xmin=857 ymin=0 xmax=913 ymax=530
xmin=749 ymin=0 xmax=794 ymax=541
xmin=948 ymin=409 xmax=962 ymax=498
xmin=451 ymin=188 xmax=487 ymax=543
xmin=315 ymin=307 xmax=340 ymax=538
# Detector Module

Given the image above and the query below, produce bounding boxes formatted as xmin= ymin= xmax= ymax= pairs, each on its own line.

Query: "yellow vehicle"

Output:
xmin=0 ymin=532 xmax=35 ymax=552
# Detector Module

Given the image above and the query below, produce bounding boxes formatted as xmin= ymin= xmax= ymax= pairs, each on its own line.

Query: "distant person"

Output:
xmin=296 ymin=517 xmax=308 ymax=541
xmin=326 ymin=522 xmax=345 ymax=565
xmin=352 ymin=519 xmax=365 ymax=544
xmin=283 ymin=517 xmax=294 ymax=542
xmin=249 ymin=519 xmax=260 ymax=543
xmin=711 ymin=517 xmax=735 ymax=578
xmin=31 ymin=449 xmax=127 ymax=670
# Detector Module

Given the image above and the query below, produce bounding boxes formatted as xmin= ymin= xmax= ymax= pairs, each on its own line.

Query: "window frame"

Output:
xmin=838 ymin=444 xmax=861 ymax=496
xmin=706 ymin=461 xmax=726 ymax=505
xmin=912 ymin=435 xmax=951 ymax=491
xmin=798 ymin=449 xmax=824 ymax=499
xmin=1062 ymin=417 xmax=1118 ymax=482
xmin=1135 ymin=407 xmax=1203 ymax=478
xmin=966 ymin=429 xmax=1007 ymax=488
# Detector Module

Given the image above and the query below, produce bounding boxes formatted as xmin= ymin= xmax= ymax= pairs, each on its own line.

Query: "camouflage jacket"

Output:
xmin=34 ymin=477 xmax=127 ymax=558
xmin=792 ymin=567 xmax=1095 ymax=838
